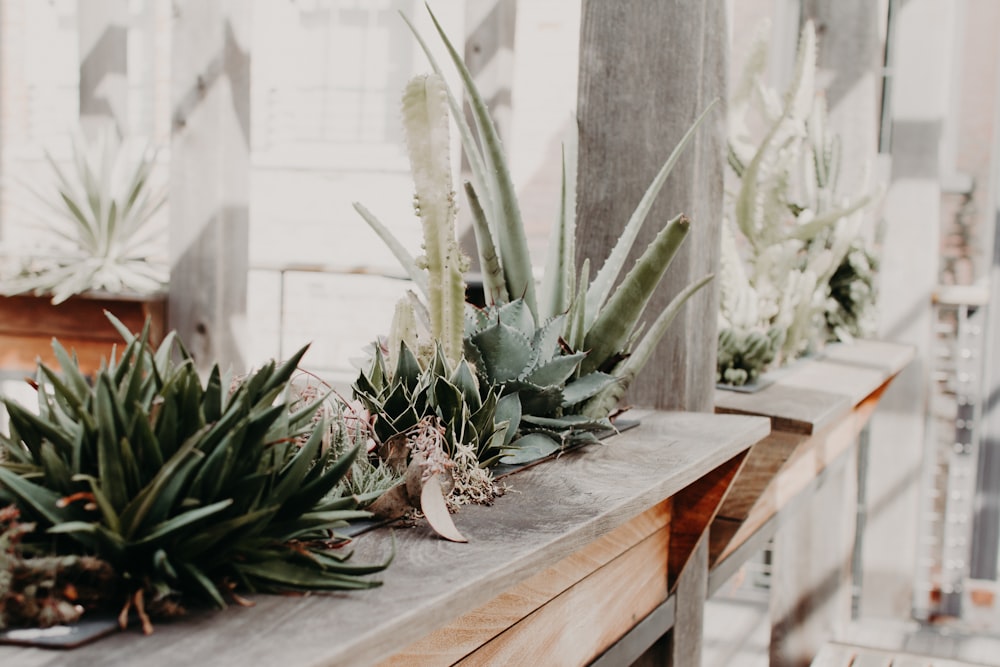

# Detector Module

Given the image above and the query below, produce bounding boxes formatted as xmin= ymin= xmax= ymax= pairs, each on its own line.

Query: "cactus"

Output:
xmin=718 ymin=20 xmax=880 ymax=385
xmin=354 ymin=73 xmax=468 ymax=369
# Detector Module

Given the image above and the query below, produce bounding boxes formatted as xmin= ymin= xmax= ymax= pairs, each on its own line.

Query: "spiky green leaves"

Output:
xmin=353 ymin=341 xmax=511 ymax=466
xmin=464 ymin=300 xmax=615 ymax=464
xmin=0 ymin=316 xmax=388 ymax=616
xmin=0 ymin=125 xmax=167 ymax=303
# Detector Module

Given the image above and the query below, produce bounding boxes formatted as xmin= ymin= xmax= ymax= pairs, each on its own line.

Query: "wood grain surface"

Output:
xmin=0 ymin=294 xmax=166 ymax=375
xmin=381 ymin=501 xmax=671 ymax=666
xmin=0 ymin=410 xmax=768 ymax=667
xmin=714 ymin=340 xmax=915 ymax=435
xmin=710 ymin=341 xmax=914 ymax=568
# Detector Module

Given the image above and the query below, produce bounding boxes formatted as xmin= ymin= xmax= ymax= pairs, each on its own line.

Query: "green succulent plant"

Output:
xmin=824 ymin=238 xmax=879 ymax=342
xmin=0 ymin=316 xmax=389 ymax=632
xmin=464 ymin=299 xmax=614 ymax=463
xmin=363 ymin=6 xmax=713 ymax=432
xmin=0 ymin=124 xmax=168 ymax=304
xmin=353 ymin=340 xmax=513 ymax=467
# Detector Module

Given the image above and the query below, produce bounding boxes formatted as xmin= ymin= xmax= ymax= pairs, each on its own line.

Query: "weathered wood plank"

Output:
xmin=714 ymin=340 xmax=915 ymax=435
xmin=670 ymin=451 xmax=747 ymax=589
xmin=169 ymin=0 xmax=250 ymax=373
xmin=771 ymin=448 xmax=857 ymax=667
xmin=714 ymin=385 xmax=886 ymax=567
xmin=0 ymin=294 xmax=166 ymax=340
xmin=0 ymin=411 xmax=768 ymax=667
xmin=810 ymin=642 xmax=857 ymax=667
xmin=812 ymin=641 xmax=991 ymax=667
xmin=715 ymin=385 xmax=851 ymax=436
xmin=670 ymin=535 xmax=708 ymax=667
xmin=381 ymin=501 xmax=670 ymax=665
xmin=714 ymin=431 xmax=803 ymax=521
xmin=576 ymin=0 xmax=726 ymax=412
xmin=710 ymin=340 xmax=913 ymax=567
xmin=78 ymin=0 xmax=128 ymax=137
xmin=457 ymin=524 xmax=670 ymax=665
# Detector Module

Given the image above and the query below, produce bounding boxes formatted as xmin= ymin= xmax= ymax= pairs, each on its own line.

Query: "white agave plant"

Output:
xmin=718 ymin=20 xmax=878 ymax=385
xmin=0 ymin=124 xmax=167 ymax=304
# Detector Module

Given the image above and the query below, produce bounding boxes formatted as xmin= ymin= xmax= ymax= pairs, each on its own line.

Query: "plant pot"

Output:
xmin=0 ymin=292 xmax=167 ymax=376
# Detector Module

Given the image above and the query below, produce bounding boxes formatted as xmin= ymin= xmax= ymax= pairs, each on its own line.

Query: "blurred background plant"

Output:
xmin=0 ymin=122 xmax=167 ymax=305
xmin=717 ymin=20 xmax=881 ymax=387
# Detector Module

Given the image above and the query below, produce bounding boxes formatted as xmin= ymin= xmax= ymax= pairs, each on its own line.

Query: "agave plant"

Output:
xmin=718 ymin=20 xmax=879 ymax=384
xmin=361 ymin=6 xmax=714 ymax=445
xmin=0 ymin=123 xmax=167 ymax=304
xmin=0 ymin=316 xmax=389 ymax=633
xmin=353 ymin=340 xmax=512 ymax=468
xmin=464 ymin=299 xmax=614 ymax=463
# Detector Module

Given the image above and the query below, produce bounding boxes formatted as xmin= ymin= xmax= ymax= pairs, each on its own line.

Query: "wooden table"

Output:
xmin=710 ymin=340 xmax=915 ymax=667
xmin=0 ymin=410 xmax=769 ymax=667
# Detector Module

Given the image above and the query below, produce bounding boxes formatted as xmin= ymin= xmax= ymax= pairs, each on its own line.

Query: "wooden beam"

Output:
xmin=462 ymin=0 xmax=517 ymax=144
xmin=169 ymin=0 xmax=251 ymax=373
xmin=576 ymin=0 xmax=727 ymax=413
xmin=78 ymin=0 xmax=128 ymax=138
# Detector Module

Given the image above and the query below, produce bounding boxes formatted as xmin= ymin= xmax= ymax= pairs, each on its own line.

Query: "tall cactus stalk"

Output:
xmin=398 ymin=74 xmax=467 ymax=367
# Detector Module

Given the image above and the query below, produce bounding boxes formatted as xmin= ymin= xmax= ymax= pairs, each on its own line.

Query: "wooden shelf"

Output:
xmin=710 ymin=340 xmax=914 ymax=573
xmin=709 ymin=339 xmax=915 ymax=667
xmin=0 ymin=410 xmax=768 ymax=667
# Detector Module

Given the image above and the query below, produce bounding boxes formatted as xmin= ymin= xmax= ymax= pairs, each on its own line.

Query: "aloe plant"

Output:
xmin=0 ymin=124 xmax=168 ymax=304
xmin=464 ymin=299 xmax=614 ymax=463
xmin=363 ymin=6 xmax=714 ymax=435
xmin=718 ymin=20 xmax=879 ymax=384
xmin=0 ymin=316 xmax=389 ymax=633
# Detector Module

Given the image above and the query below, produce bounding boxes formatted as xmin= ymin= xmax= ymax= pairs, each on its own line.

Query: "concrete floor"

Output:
xmin=703 ymin=565 xmax=1000 ymax=667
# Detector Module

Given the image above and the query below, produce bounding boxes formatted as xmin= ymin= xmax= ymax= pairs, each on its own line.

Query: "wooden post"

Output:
xmin=78 ymin=0 xmax=129 ymax=138
xmin=577 ymin=3 xmax=726 ymax=665
xmin=576 ymin=0 xmax=726 ymax=414
xmin=462 ymin=0 xmax=516 ymax=143
xmin=459 ymin=0 xmax=518 ymax=275
xmin=169 ymin=0 xmax=251 ymax=373
xmin=770 ymin=447 xmax=859 ymax=667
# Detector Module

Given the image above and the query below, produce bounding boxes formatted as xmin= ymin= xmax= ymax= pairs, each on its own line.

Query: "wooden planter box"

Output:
xmin=708 ymin=339 xmax=915 ymax=665
xmin=0 ymin=411 xmax=769 ymax=667
xmin=0 ymin=292 xmax=167 ymax=376
xmin=710 ymin=340 xmax=914 ymax=576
